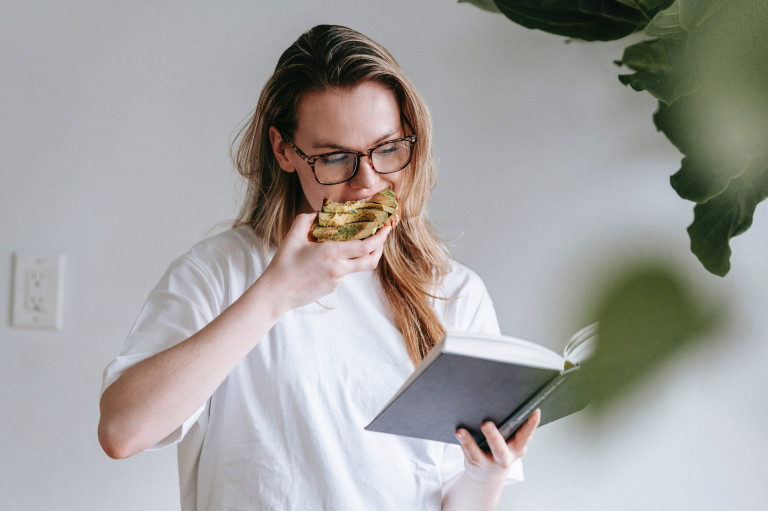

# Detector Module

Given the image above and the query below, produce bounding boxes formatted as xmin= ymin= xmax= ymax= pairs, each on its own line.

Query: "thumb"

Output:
xmin=287 ymin=212 xmax=318 ymax=242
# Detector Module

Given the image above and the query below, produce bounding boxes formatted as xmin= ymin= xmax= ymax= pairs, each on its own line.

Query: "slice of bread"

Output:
xmin=312 ymin=221 xmax=383 ymax=242
xmin=318 ymin=208 xmax=390 ymax=227
xmin=369 ymin=189 xmax=398 ymax=209
xmin=322 ymin=201 xmax=397 ymax=215
xmin=322 ymin=199 xmax=370 ymax=213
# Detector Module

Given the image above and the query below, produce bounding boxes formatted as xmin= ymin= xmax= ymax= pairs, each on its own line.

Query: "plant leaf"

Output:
xmin=618 ymin=38 xmax=669 ymax=73
xmin=654 ymin=91 xmax=760 ymax=204
xmin=616 ymin=38 xmax=699 ymax=104
xmin=616 ymin=0 xmax=717 ymax=106
xmin=614 ymin=0 xmax=675 ymax=19
xmin=668 ymin=156 xmax=733 ymax=204
xmin=491 ymin=0 xmax=651 ymax=41
xmin=642 ymin=1 xmax=684 ymax=37
xmin=621 ymin=0 xmax=768 ymax=275
xmin=645 ymin=0 xmax=723 ymax=37
xmin=686 ymin=158 xmax=768 ymax=276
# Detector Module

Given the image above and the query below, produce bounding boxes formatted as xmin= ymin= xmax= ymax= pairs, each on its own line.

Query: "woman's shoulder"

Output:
xmin=440 ymin=258 xmax=488 ymax=296
xmin=434 ymin=258 xmax=499 ymax=334
xmin=182 ymin=224 xmax=258 ymax=257
xmin=175 ymin=224 xmax=268 ymax=279
xmin=188 ymin=224 xmax=258 ymax=250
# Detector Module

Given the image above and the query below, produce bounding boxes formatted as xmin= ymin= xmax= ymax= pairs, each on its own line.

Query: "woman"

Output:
xmin=99 ymin=24 xmax=540 ymax=510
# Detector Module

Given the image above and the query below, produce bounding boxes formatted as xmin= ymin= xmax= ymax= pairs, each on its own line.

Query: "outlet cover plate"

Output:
xmin=12 ymin=252 xmax=65 ymax=330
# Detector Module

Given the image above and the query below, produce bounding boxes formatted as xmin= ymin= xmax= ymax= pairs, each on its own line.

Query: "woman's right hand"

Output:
xmin=258 ymin=212 xmax=392 ymax=314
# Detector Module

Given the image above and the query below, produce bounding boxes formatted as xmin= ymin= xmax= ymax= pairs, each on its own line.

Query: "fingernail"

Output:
xmin=455 ymin=430 xmax=465 ymax=440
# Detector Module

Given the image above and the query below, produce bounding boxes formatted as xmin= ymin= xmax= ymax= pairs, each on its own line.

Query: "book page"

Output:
xmin=444 ymin=331 xmax=566 ymax=370
xmin=563 ymin=323 xmax=598 ymax=364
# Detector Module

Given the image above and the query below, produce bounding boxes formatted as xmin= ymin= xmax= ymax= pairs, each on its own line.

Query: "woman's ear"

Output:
xmin=269 ymin=126 xmax=296 ymax=173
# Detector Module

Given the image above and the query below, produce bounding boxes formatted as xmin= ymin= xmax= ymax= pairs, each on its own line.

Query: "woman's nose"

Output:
xmin=350 ymin=154 xmax=378 ymax=189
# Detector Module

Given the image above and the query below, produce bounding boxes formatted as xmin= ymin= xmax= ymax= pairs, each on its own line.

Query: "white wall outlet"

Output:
xmin=12 ymin=253 xmax=65 ymax=330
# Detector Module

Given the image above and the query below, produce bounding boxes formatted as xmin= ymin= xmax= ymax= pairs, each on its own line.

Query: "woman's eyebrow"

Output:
xmin=310 ymin=129 xmax=401 ymax=151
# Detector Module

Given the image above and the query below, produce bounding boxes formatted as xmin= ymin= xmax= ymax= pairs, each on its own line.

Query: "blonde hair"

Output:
xmin=232 ymin=25 xmax=450 ymax=365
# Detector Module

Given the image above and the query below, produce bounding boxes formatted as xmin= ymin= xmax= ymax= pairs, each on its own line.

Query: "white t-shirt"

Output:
xmin=102 ymin=225 xmax=522 ymax=510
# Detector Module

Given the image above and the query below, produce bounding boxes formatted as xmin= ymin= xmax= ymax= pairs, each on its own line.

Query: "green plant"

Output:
xmin=461 ymin=0 xmax=768 ymax=276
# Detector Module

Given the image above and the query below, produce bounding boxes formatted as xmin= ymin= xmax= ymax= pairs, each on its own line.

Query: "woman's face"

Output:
xmin=270 ymin=81 xmax=407 ymax=212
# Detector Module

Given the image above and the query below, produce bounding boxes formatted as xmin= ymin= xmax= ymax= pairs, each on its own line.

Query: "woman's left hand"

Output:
xmin=455 ymin=409 xmax=541 ymax=484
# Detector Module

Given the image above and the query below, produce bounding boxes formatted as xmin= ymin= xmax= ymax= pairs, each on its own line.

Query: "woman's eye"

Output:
xmin=321 ymin=153 xmax=351 ymax=166
xmin=377 ymin=144 xmax=400 ymax=156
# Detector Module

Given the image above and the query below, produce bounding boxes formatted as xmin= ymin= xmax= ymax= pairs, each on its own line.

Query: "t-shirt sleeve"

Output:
xmin=433 ymin=261 xmax=501 ymax=336
xmin=101 ymin=254 xmax=223 ymax=450
xmin=436 ymin=262 xmax=524 ymax=486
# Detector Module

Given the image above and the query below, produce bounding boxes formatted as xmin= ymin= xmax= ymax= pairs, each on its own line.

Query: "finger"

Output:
xmin=295 ymin=211 xmax=319 ymax=229
xmin=455 ymin=428 xmax=487 ymax=467
xmin=358 ymin=225 xmax=391 ymax=255
xmin=343 ymin=243 xmax=385 ymax=274
xmin=481 ymin=422 xmax=514 ymax=468
xmin=507 ymin=409 xmax=541 ymax=456
xmin=518 ymin=409 xmax=541 ymax=437
xmin=286 ymin=212 xmax=318 ymax=242
xmin=335 ymin=224 xmax=391 ymax=259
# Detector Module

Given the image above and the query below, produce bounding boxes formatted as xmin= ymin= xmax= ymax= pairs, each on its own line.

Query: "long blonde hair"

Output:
xmin=232 ymin=25 xmax=450 ymax=365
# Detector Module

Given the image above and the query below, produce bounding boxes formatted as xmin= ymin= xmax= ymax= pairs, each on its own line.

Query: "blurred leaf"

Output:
xmin=655 ymin=89 xmax=763 ymax=206
xmin=644 ymin=0 xmax=723 ymax=37
xmin=583 ymin=264 xmax=720 ymax=413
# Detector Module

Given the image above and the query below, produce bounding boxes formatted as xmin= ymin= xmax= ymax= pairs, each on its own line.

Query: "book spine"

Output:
xmin=479 ymin=371 xmax=573 ymax=450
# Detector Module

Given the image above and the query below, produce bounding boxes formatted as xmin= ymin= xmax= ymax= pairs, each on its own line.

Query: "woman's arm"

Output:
xmin=442 ymin=409 xmax=541 ymax=511
xmin=98 ymin=214 xmax=391 ymax=459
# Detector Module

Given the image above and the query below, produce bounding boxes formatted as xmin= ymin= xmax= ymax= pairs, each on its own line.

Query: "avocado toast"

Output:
xmin=312 ymin=188 xmax=399 ymax=242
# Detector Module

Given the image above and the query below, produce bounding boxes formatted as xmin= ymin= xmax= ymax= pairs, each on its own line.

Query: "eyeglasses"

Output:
xmin=283 ymin=134 xmax=417 ymax=185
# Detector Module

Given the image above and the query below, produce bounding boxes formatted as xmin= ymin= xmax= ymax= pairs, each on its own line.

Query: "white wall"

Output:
xmin=2 ymin=1 xmax=766 ymax=510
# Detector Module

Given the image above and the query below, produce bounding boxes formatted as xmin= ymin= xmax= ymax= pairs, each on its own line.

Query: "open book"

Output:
xmin=365 ymin=324 xmax=597 ymax=448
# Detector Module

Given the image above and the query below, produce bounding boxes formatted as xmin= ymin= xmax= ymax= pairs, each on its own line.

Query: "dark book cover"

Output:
xmin=365 ymin=351 xmax=566 ymax=445
xmin=366 ymin=326 xmax=597 ymax=446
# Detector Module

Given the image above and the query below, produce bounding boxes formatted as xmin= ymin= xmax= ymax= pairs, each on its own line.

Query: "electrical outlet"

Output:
xmin=12 ymin=253 xmax=65 ymax=330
